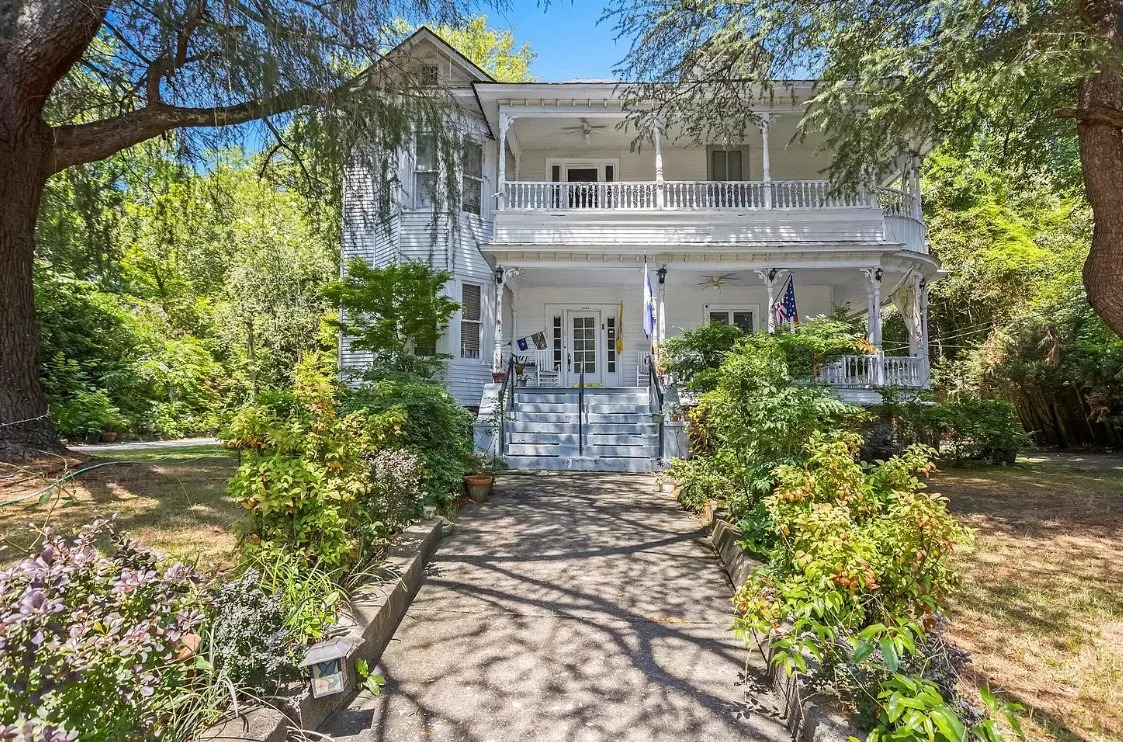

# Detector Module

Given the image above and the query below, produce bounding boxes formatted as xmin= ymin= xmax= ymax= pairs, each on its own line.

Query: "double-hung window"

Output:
xmin=708 ymin=146 xmax=747 ymax=180
xmin=462 ymin=141 xmax=483 ymax=215
xmin=461 ymin=283 xmax=482 ymax=359
xmin=414 ymin=132 xmax=438 ymax=209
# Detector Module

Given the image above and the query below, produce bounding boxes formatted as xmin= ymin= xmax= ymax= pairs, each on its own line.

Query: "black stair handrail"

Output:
xmin=578 ymin=363 xmax=585 ymax=456
xmin=647 ymin=354 xmax=665 ymax=461
xmin=497 ymin=355 xmax=517 ymax=456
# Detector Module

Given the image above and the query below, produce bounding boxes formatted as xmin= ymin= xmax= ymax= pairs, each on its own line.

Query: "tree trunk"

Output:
xmin=1077 ymin=0 xmax=1123 ymax=338
xmin=0 ymin=85 xmax=63 ymax=458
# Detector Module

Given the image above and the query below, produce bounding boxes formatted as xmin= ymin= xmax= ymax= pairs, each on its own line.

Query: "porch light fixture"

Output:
xmin=657 ymin=265 xmax=667 ymax=285
xmin=299 ymin=637 xmax=356 ymax=698
xmin=494 ymin=266 xmax=505 ymax=284
xmin=768 ymin=268 xmax=778 ymax=282
xmin=874 ymin=267 xmax=884 ymax=282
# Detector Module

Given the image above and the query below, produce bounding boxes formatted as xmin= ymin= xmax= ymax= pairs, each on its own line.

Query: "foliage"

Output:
xmin=728 ymin=434 xmax=1018 ymax=741
xmin=0 ymin=520 xmax=208 ymax=741
xmin=343 ymin=372 xmax=473 ymax=507
xmin=671 ymin=322 xmax=860 ymax=525
xmin=239 ymin=545 xmax=342 ymax=645
xmin=608 ymin=0 xmax=1088 ymax=199
xmin=661 ymin=322 xmax=743 ymax=392
xmin=361 ymin=448 xmax=426 ymax=549
xmin=888 ymin=397 xmax=1028 ymax=463
xmin=202 ymin=569 xmax=296 ymax=698
xmin=327 ymin=260 xmax=460 ymax=378
xmin=224 ymin=354 xmax=395 ymax=571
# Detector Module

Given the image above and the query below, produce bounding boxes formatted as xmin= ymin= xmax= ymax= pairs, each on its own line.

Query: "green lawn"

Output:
xmin=0 ymin=444 xmax=242 ymax=567
xmin=934 ymin=457 xmax=1123 ymax=742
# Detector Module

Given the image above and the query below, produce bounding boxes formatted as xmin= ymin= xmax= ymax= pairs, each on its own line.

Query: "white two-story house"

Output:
xmin=341 ymin=29 xmax=939 ymax=472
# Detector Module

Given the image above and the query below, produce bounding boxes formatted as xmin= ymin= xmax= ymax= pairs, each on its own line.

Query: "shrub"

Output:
xmin=887 ymin=395 xmax=1029 ymax=463
xmin=363 ymin=448 xmax=425 ymax=539
xmin=728 ymin=434 xmax=1015 ymax=741
xmin=49 ymin=387 xmax=124 ymax=438
xmin=224 ymin=354 xmax=390 ymax=570
xmin=203 ymin=569 xmax=296 ymax=697
xmin=343 ymin=371 xmax=473 ymax=506
xmin=661 ymin=322 xmax=744 ymax=392
xmin=0 ymin=520 xmax=207 ymax=742
xmin=676 ymin=329 xmax=859 ymax=522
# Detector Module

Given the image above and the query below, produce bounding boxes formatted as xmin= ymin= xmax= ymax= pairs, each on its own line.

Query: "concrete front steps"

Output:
xmin=502 ymin=387 xmax=662 ymax=473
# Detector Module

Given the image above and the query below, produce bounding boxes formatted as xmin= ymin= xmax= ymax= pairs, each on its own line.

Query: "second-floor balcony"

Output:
xmin=500 ymin=179 xmax=919 ymax=217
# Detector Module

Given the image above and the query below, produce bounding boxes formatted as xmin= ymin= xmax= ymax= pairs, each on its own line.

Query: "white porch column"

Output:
xmin=492 ymin=267 xmax=520 ymax=372
xmin=919 ymin=278 xmax=931 ymax=385
xmin=657 ymin=266 xmax=667 ymax=347
xmin=908 ymin=153 xmax=922 ymax=219
xmin=654 ymin=122 xmax=665 ymax=208
xmin=862 ymin=267 xmax=884 ymax=384
xmin=759 ymin=113 xmax=773 ymax=208
xmin=756 ymin=268 xmax=786 ymax=333
xmin=497 ymin=113 xmax=514 ymax=210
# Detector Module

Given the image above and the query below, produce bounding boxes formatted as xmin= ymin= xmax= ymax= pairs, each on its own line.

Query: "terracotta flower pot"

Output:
xmin=492 ymin=372 xmax=507 ymax=384
xmin=102 ymin=431 xmax=118 ymax=443
xmin=464 ymin=474 xmax=494 ymax=502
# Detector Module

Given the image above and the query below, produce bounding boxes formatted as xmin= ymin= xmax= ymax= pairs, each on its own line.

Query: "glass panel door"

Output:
xmin=569 ymin=312 xmax=602 ymax=385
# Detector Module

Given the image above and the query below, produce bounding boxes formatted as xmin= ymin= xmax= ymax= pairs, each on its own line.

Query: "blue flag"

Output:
xmin=642 ymin=260 xmax=655 ymax=338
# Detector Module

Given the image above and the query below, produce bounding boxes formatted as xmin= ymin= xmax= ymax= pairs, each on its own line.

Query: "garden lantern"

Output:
xmin=299 ymin=638 xmax=356 ymax=698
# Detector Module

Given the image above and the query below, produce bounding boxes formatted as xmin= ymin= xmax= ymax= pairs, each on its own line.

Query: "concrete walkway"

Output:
xmin=320 ymin=473 xmax=789 ymax=742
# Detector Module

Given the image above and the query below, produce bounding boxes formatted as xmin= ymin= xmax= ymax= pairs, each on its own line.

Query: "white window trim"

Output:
xmin=413 ymin=132 xmax=439 ymax=210
xmin=545 ymin=158 xmax=621 ymax=182
xmin=703 ymin=303 xmax=760 ymax=332
xmin=461 ymin=140 xmax=484 ymax=215
xmin=460 ymin=281 xmax=484 ymax=360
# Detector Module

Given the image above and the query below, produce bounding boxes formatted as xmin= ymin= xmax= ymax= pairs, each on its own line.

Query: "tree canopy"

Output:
xmin=607 ymin=0 xmax=1123 ymax=338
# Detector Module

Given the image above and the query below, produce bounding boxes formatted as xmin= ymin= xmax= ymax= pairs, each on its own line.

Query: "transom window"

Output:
xmin=461 ymin=283 xmax=482 ymax=359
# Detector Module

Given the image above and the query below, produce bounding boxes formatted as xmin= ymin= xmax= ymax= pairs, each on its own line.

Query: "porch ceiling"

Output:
xmin=507 ymin=265 xmax=902 ymax=308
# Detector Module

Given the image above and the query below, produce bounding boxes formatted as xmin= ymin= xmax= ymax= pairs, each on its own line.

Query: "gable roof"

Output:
xmin=387 ymin=26 xmax=495 ymax=84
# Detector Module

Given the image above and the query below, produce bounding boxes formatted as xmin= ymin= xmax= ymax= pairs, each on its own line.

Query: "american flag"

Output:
xmin=774 ymin=275 xmax=799 ymax=325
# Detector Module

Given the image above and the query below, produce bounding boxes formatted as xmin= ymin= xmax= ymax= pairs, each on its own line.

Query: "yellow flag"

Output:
xmin=616 ymin=301 xmax=625 ymax=354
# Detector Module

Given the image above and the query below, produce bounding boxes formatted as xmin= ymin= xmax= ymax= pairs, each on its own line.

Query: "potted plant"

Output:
xmin=101 ymin=415 xmax=128 ymax=443
xmin=491 ymin=370 xmax=506 ymax=384
xmin=464 ymin=455 xmax=504 ymax=502
xmin=464 ymin=472 xmax=494 ymax=502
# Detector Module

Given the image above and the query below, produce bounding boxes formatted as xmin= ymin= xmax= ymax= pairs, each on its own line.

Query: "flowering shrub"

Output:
xmin=0 ymin=520 xmax=206 ymax=741
xmin=224 ymin=354 xmax=405 ymax=570
xmin=731 ymin=434 xmax=1025 ymax=740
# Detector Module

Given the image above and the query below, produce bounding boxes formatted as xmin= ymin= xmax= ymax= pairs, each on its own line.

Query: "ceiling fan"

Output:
xmin=699 ymin=274 xmax=739 ymax=290
xmin=561 ymin=119 xmax=608 ymax=145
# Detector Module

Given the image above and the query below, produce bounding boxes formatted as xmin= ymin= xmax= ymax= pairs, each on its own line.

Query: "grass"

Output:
xmin=933 ymin=455 xmax=1123 ymax=742
xmin=0 ymin=443 xmax=242 ymax=568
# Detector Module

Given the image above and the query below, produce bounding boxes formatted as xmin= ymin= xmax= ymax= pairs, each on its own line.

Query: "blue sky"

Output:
xmin=490 ymin=2 xmax=627 ymax=81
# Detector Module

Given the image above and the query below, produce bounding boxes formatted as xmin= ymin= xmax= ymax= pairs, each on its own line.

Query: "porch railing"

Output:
xmin=501 ymin=180 xmax=912 ymax=216
xmin=817 ymin=354 xmax=927 ymax=388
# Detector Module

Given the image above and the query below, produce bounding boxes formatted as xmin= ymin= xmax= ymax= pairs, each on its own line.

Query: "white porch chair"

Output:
xmin=519 ymin=348 xmax=561 ymax=387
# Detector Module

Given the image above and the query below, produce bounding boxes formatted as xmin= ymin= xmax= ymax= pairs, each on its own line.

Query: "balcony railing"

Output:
xmin=817 ymin=354 xmax=928 ymax=388
xmin=500 ymin=180 xmax=914 ymax=216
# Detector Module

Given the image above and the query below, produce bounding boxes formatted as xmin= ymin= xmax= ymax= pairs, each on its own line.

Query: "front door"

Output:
xmin=568 ymin=311 xmax=603 ymax=386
